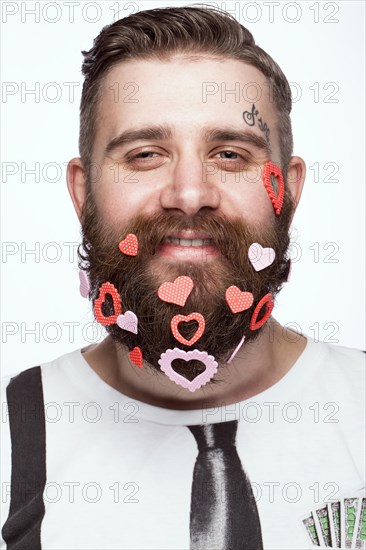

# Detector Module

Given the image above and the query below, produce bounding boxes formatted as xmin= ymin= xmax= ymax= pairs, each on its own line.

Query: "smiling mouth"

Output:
xmin=157 ymin=233 xmax=219 ymax=260
xmin=163 ymin=237 xmax=214 ymax=247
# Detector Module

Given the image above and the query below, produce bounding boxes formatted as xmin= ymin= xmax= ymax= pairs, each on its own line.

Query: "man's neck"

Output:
xmin=82 ymin=318 xmax=307 ymax=410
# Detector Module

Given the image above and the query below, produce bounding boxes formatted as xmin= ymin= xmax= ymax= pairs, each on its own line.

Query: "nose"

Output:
xmin=159 ymin=152 xmax=221 ymax=216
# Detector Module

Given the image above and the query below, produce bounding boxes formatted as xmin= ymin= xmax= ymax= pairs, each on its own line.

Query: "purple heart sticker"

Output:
xmin=117 ymin=311 xmax=138 ymax=334
xmin=79 ymin=270 xmax=90 ymax=298
xmin=158 ymin=348 xmax=218 ymax=392
xmin=248 ymin=243 xmax=275 ymax=272
xmin=227 ymin=335 xmax=246 ymax=364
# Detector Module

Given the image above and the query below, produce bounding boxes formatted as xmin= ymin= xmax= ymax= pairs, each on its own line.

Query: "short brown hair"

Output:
xmin=79 ymin=5 xmax=293 ymax=183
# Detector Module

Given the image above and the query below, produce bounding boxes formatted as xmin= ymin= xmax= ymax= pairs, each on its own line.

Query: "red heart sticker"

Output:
xmin=225 ymin=286 xmax=254 ymax=314
xmin=118 ymin=234 xmax=138 ymax=256
xmin=250 ymin=293 xmax=274 ymax=330
xmin=171 ymin=312 xmax=206 ymax=347
xmin=94 ymin=282 xmax=121 ymax=326
xmin=158 ymin=276 xmax=194 ymax=307
xmin=262 ymin=160 xmax=285 ymax=215
xmin=129 ymin=346 xmax=143 ymax=368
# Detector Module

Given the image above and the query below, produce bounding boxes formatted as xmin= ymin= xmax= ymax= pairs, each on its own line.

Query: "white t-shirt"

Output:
xmin=1 ymin=335 xmax=365 ymax=549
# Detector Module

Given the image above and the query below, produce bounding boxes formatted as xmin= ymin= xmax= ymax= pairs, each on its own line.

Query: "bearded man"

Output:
xmin=1 ymin=6 xmax=364 ymax=550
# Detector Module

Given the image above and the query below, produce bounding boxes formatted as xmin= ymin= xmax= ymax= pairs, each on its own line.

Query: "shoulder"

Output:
xmin=1 ymin=365 xmax=42 ymax=401
xmin=308 ymin=336 xmax=365 ymax=373
xmin=320 ymin=339 xmax=365 ymax=378
xmin=302 ymin=337 xmax=365 ymax=404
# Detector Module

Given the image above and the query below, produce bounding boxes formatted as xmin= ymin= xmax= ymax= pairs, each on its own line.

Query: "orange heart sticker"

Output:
xmin=94 ymin=282 xmax=121 ymax=326
xmin=262 ymin=160 xmax=285 ymax=215
xmin=158 ymin=276 xmax=194 ymax=307
xmin=250 ymin=293 xmax=274 ymax=330
xmin=129 ymin=346 xmax=143 ymax=368
xmin=225 ymin=286 xmax=254 ymax=314
xmin=118 ymin=234 xmax=138 ymax=256
xmin=171 ymin=312 xmax=206 ymax=346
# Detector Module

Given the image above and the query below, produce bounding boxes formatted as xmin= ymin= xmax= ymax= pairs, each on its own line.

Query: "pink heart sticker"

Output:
xmin=158 ymin=276 xmax=194 ymax=307
xmin=225 ymin=286 xmax=254 ymax=314
xmin=158 ymin=348 xmax=218 ymax=392
xmin=248 ymin=243 xmax=275 ymax=272
xmin=286 ymin=261 xmax=292 ymax=282
xmin=171 ymin=312 xmax=205 ymax=346
xmin=227 ymin=335 xmax=246 ymax=364
xmin=79 ymin=270 xmax=90 ymax=298
xmin=117 ymin=311 xmax=138 ymax=334
xmin=118 ymin=234 xmax=138 ymax=256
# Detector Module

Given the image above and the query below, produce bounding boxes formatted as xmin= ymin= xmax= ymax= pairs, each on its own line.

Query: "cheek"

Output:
xmin=221 ymin=172 xmax=276 ymax=224
xmin=93 ymin=169 xmax=157 ymax=227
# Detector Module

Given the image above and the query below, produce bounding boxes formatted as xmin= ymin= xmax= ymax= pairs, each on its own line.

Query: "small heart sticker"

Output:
xmin=227 ymin=335 xmax=246 ymax=364
xmin=171 ymin=312 xmax=205 ymax=346
xmin=225 ymin=286 xmax=254 ymax=314
xmin=248 ymin=243 xmax=276 ymax=272
xmin=117 ymin=311 xmax=138 ymax=334
xmin=262 ymin=160 xmax=285 ymax=215
xmin=158 ymin=276 xmax=194 ymax=307
xmin=249 ymin=293 xmax=274 ymax=331
xmin=129 ymin=346 xmax=143 ymax=368
xmin=118 ymin=234 xmax=138 ymax=256
xmin=79 ymin=270 xmax=90 ymax=298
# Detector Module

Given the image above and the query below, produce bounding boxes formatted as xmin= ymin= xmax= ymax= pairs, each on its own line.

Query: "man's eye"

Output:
xmin=127 ymin=151 xmax=159 ymax=161
xmin=218 ymin=151 xmax=239 ymax=160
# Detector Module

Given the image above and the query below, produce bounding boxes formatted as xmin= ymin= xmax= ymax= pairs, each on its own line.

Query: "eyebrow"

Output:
xmin=104 ymin=124 xmax=271 ymax=157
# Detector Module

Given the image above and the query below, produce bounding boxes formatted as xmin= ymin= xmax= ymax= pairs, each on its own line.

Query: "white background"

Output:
xmin=1 ymin=0 xmax=365 ymax=376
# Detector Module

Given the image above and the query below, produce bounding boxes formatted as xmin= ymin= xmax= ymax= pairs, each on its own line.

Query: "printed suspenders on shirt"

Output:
xmin=2 ymin=366 xmax=46 ymax=550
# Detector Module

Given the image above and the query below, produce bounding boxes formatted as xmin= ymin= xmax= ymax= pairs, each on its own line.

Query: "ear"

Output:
xmin=285 ymin=156 xmax=306 ymax=223
xmin=66 ymin=157 xmax=87 ymax=222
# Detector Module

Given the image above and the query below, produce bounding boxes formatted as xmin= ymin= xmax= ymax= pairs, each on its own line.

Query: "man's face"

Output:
xmin=79 ymin=56 xmax=294 ymax=386
xmin=91 ymin=56 xmax=282 ymax=230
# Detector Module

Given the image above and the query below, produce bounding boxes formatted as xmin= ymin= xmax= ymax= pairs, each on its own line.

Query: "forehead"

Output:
xmin=95 ymin=56 xmax=277 ymax=149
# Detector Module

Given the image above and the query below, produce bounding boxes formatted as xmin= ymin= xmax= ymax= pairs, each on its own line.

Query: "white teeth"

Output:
xmin=164 ymin=238 xmax=213 ymax=247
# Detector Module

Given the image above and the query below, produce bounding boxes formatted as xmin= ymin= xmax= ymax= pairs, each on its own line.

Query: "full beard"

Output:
xmin=78 ymin=191 xmax=293 ymax=385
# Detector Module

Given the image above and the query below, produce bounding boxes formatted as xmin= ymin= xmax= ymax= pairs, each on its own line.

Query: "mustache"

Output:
xmin=80 ymin=207 xmax=290 ymax=266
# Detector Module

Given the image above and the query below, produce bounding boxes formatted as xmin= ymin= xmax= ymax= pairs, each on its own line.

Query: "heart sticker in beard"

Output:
xmin=248 ymin=243 xmax=276 ymax=272
xmin=170 ymin=313 xmax=205 ymax=346
xmin=117 ymin=311 xmax=139 ymax=334
xmin=225 ymin=286 xmax=254 ymax=314
xmin=250 ymin=292 xmax=274 ymax=331
xmin=262 ymin=160 xmax=285 ymax=215
xmin=157 ymin=276 xmax=194 ymax=307
xmin=93 ymin=282 xmax=122 ymax=326
xmin=129 ymin=346 xmax=143 ymax=368
xmin=118 ymin=233 xmax=138 ymax=256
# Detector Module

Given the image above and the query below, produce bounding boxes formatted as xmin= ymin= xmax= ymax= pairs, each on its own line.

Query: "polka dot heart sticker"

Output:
xmin=118 ymin=234 xmax=138 ymax=256
xmin=225 ymin=286 xmax=254 ymax=314
xmin=262 ymin=160 xmax=285 ymax=215
xmin=171 ymin=312 xmax=205 ymax=347
xmin=79 ymin=270 xmax=90 ymax=298
xmin=158 ymin=276 xmax=194 ymax=307
xmin=94 ymin=282 xmax=121 ymax=326
xmin=129 ymin=346 xmax=143 ymax=368
xmin=249 ymin=293 xmax=274 ymax=331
